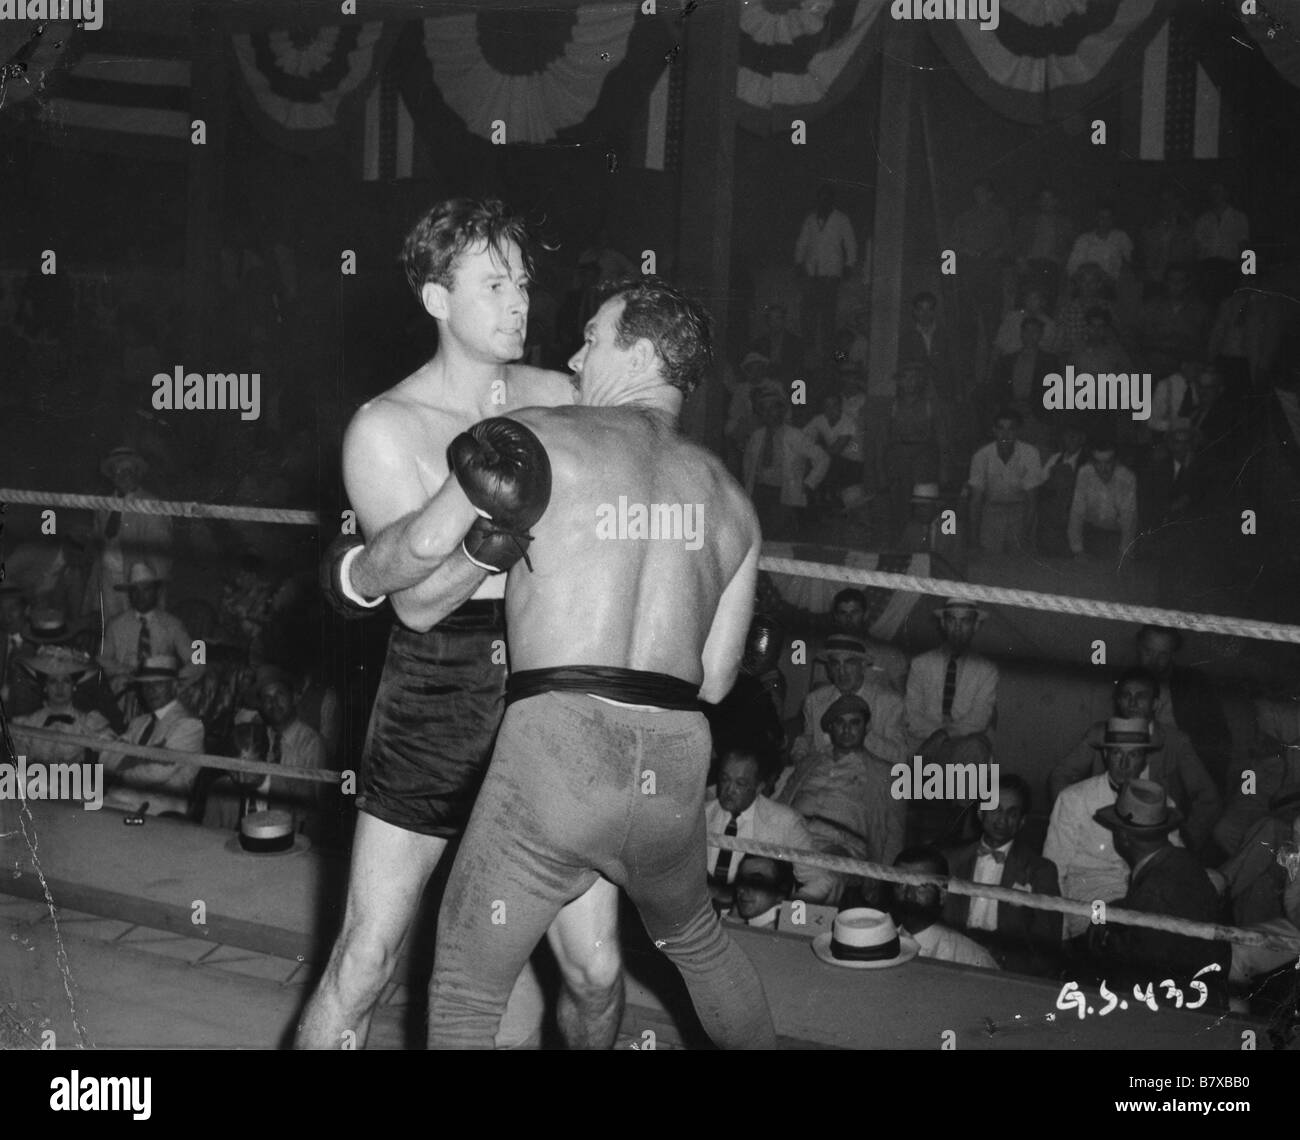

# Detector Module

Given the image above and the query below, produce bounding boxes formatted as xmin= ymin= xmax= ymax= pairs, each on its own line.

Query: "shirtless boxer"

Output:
xmin=414 ymin=276 xmax=777 ymax=1048
xmin=296 ymin=200 xmax=622 ymax=1049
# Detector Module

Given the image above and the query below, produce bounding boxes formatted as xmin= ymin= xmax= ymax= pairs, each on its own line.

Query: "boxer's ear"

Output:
xmin=422 ymin=281 xmax=450 ymax=321
xmin=629 ymin=336 xmax=657 ymax=378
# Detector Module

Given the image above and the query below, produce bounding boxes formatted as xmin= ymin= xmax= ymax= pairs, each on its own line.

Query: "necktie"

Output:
xmin=977 ymin=843 xmax=1007 ymax=865
xmin=270 ymin=731 xmax=283 ymax=767
xmin=1177 ymin=381 xmax=1197 ymax=417
xmin=138 ymin=714 xmax=157 ymax=747
xmin=136 ymin=614 xmax=152 ymax=665
xmin=942 ymin=655 xmax=959 ymax=720
xmin=759 ymin=427 xmax=776 ymax=469
xmin=44 ymin=714 xmax=76 ymax=726
xmin=105 ymin=498 xmax=123 ymax=540
xmin=713 ymin=813 xmax=740 ymax=884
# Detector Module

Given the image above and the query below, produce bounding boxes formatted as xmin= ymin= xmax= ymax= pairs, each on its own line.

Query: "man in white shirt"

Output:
xmin=967 ymin=408 xmax=1046 ymax=554
xmin=251 ymin=665 xmax=330 ymax=835
xmin=905 ymin=600 xmax=998 ymax=765
xmin=1193 ymin=180 xmax=1249 ymax=306
xmin=1065 ymin=203 xmax=1133 ymax=283
xmin=794 ymin=183 xmax=857 ymax=356
xmin=99 ymin=561 xmax=203 ymax=701
xmin=1067 ymin=444 xmax=1138 ymax=567
xmin=1149 ymin=356 xmax=1204 ymax=437
xmin=1044 ymin=717 xmax=1183 ymax=938
xmin=707 ymin=747 xmax=835 ymax=904
xmin=742 ymin=383 xmax=829 ymax=541
xmin=891 ymin=846 xmax=1000 ymax=969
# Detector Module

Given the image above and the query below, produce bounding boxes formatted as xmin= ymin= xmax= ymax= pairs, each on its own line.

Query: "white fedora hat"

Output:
xmin=812 ymin=907 xmax=919 ymax=970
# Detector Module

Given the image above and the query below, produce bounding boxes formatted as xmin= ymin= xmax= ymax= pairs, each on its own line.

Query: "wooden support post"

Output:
xmin=673 ymin=0 xmax=740 ymax=450
xmin=867 ymin=23 xmax=919 ymax=398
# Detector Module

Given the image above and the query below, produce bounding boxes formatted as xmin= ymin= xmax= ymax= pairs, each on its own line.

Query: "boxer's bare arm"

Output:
xmin=699 ymin=510 xmax=761 ymax=705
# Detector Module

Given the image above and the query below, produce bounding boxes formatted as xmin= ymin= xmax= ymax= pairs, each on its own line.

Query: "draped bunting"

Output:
xmin=230 ymin=21 xmax=398 ymax=154
xmin=927 ymin=0 xmax=1175 ymax=124
xmin=736 ymin=0 xmax=889 ymax=133
xmin=421 ymin=5 xmax=637 ymax=144
xmin=1240 ymin=0 xmax=1300 ymax=89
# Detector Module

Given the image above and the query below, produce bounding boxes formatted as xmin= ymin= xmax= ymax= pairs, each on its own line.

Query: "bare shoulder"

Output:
xmin=503 ymin=364 xmax=577 ymax=411
xmin=344 ymin=388 xmax=457 ymax=466
xmin=677 ymin=435 xmax=759 ymax=542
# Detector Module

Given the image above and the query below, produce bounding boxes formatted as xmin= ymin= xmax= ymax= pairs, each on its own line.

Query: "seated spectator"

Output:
xmin=707 ymin=747 xmax=834 ymax=905
xmin=1044 ymin=717 xmax=1184 ymax=938
xmin=1213 ymin=797 xmax=1300 ymax=928
xmin=1055 ymin=262 xmax=1115 ymax=361
xmin=905 ymin=599 xmax=997 ymax=767
xmin=993 ymin=285 xmax=1059 ymax=358
xmin=1068 ymin=307 xmax=1132 ymax=383
xmin=742 ymin=380 xmax=829 ymax=542
xmin=1 ymin=583 xmax=43 ymax=717
xmin=1087 ymin=779 xmax=1230 ymax=1009
xmin=899 ymin=482 xmax=966 ymax=576
xmin=791 ymin=635 xmax=908 ymax=773
xmin=728 ymin=856 xmax=797 ymax=929
xmin=246 ymin=665 xmax=329 ymax=836
xmin=99 ymin=561 xmax=203 ymax=704
xmin=1066 ymin=202 xmax=1133 ymax=284
xmin=942 ymin=774 xmax=1062 ymax=974
xmin=1046 ymin=667 xmax=1221 ymax=855
xmin=12 ymin=647 xmax=114 ymax=765
xmin=898 ymin=292 xmax=957 ymax=399
xmin=87 ymin=445 xmax=174 ymax=621
xmin=1036 ymin=423 xmax=1088 ymax=556
xmin=872 ymin=362 xmax=953 ymax=541
xmin=1136 ymin=625 xmax=1233 ymax=795
xmin=967 ymin=407 xmax=1046 ymax=555
xmin=1149 ymin=355 xmax=1205 ymax=438
xmin=778 ymin=693 xmax=905 ymax=905
xmin=1213 ymin=694 xmax=1300 ymax=858
xmin=750 ymin=303 xmax=806 ymax=378
xmin=803 ymin=389 xmax=865 ymax=505
xmin=1137 ymin=264 xmax=1208 ymax=378
xmin=1067 ymin=443 xmax=1137 ymax=568
xmin=100 ymin=655 xmax=204 ymax=817
xmin=809 ymin=588 xmax=909 ymax=692
xmin=890 ymin=845 xmax=1000 ymax=968
xmin=988 ymin=315 xmax=1060 ymax=417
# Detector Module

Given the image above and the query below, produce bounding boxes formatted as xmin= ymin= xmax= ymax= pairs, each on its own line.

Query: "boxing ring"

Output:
xmin=2 ymin=486 xmax=1299 ymax=1049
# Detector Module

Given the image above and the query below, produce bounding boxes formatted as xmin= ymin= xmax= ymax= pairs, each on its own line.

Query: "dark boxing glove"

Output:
xmin=741 ymin=613 xmax=784 ymax=677
xmin=319 ymin=533 xmax=384 ymax=620
xmin=448 ymin=417 xmax=552 ymax=573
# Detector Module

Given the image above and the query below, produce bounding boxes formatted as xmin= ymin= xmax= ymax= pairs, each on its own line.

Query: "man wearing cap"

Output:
xmin=742 ymin=382 xmax=829 ymax=541
xmin=904 ymin=600 xmax=998 ymax=773
xmin=1067 ymin=443 xmax=1137 ymax=568
xmin=1044 ymin=717 xmax=1185 ymax=939
xmin=791 ymin=634 xmax=908 ymax=778
xmin=89 ymin=446 xmax=173 ymax=620
xmin=99 ymin=562 xmax=203 ymax=703
xmin=1046 ymin=666 xmax=1221 ymax=854
xmin=13 ymin=647 xmax=113 ymax=765
xmin=942 ymin=773 xmax=1062 ymax=975
xmin=100 ymin=655 xmax=205 ymax=817
xmin=967 ymin=407 xmax=1045 ymax=555
xmin=778 ymin=692 xmax=905 ymax=904
xmin=1090 ymin=779 xmax=1230 ymax=1008
xmin=707 ymin=746 xmax=836 ymax=906
xmin=890 ymin=846 xmax=1000 ymax=969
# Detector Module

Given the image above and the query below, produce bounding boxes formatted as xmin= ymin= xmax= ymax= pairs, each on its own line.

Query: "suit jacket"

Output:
xmin=942 ymin=838 xmax=1062 ymax=973
xmin=1139 ymin=455 xmax=1210 ymax=532
xmin=898 ymin=323 xmax=957 ymax=395
xmin=990 ymin=349 xmax=1060 ymax=406
xmin=1092 ymin=845 xmax=1230 ymax=1009
xmin=100 ymin=701 xmax=204 ymax=816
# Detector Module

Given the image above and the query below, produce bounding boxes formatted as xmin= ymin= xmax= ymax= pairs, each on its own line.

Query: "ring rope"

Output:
xmin=714 ymin=835 xmax=1300 ymax=956
xmin=4 ymin=489 xmax=1300 ymax=645
xmin=8 ymin=725 xmax=341 ymax=785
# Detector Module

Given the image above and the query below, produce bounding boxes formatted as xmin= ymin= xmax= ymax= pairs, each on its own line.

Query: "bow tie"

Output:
xmin=977 ymin=844 xmax=1007 ymax=864
xmin=44 ymin=714 xmax=76 ymax=726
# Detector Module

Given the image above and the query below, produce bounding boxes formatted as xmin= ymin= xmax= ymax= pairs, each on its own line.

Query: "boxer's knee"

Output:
xmin=330 ymin=924 xmax=400 ymax=1000
xmin=558 ymin=936 xmax=623 ymax=996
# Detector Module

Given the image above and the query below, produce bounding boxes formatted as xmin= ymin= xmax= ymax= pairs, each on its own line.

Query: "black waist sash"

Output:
xmin=507 ymin=666 xmax=700 ymax=711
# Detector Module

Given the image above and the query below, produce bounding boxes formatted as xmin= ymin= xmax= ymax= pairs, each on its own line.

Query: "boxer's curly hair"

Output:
xmin=401 ymin=198 xmax=538 ymax=296
xmin=601 ymin=275 xmax=714 ymax=398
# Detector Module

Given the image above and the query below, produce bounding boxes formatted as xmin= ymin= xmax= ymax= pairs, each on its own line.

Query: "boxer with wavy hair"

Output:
xmin=299 ymin=198 xmax=622 ymax=1050
xmin=419 ymin=276 xmax=776 ymax=1048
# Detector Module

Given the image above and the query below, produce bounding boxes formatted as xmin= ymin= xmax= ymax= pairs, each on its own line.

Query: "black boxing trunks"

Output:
xmin=506 ymin=666 xmax=700 ymax=710
xmin=356 ymin=599 xmax=506 ymax=838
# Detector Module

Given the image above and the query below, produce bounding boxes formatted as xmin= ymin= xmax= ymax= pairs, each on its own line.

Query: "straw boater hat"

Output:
xmin=816 ymin=634 xmax=869 ymax=663
xmin=812 ymin=907 xmax=919 ymax=970
xmin=113 ymin=561 xmax=167 ymax=591
xmin=1094 ymin=777 xmax=1183 ymax=836
xmin=820 ymin=691 xmax=872 ymax=734
xmin=20 ymin=644 xmax=94 ymax=681
xmin=100 ymin=445 xmax=148 ymax=480
xmin=911 ymin=482 xmax=941 ymax=503
xmin=132 ymin=654 xmax=180 ymax=682
xmin=932 ymin=596 xmax=986 ymax=622
xmin=24 ymin=607 xmax=74 ymax=645
xmin=1089 ymin=716 xmax=1159 ymax=752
